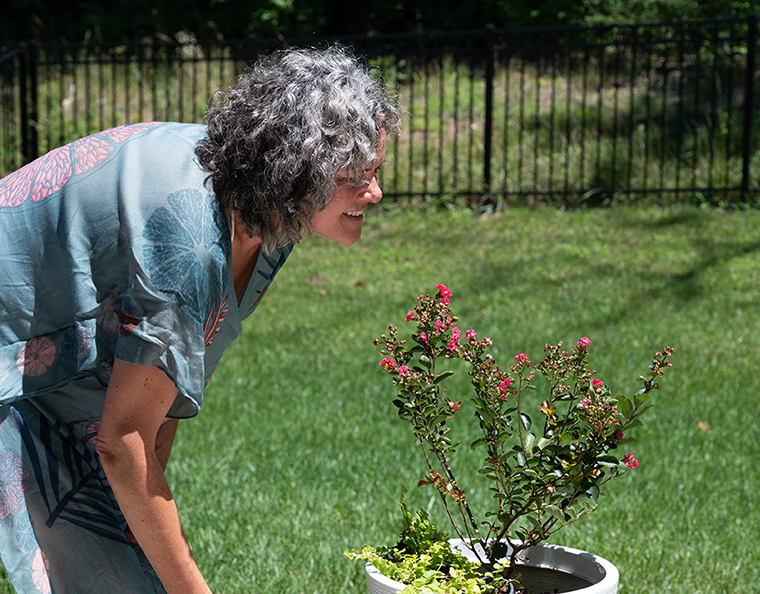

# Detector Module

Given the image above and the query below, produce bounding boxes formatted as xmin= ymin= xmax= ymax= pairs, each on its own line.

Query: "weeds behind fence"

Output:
xmin=1 ymin=17 xmax=758 ymax=205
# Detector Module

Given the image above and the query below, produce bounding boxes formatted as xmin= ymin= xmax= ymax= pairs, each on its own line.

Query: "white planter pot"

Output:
xmin=365 ymin=540 xmax=619 ymax=594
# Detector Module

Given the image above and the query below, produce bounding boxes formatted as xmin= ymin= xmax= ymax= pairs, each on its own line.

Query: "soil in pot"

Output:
xmin=513 ymin=565 xmax=593 ymax=594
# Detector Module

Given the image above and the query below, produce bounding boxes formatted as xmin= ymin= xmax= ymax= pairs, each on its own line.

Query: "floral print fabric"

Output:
xmin=0 ymin=122 xmax=293 ymax=591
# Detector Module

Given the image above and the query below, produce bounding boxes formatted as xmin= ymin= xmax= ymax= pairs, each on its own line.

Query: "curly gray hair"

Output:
xmin=195 ymin=45 xmax=401 ymax=253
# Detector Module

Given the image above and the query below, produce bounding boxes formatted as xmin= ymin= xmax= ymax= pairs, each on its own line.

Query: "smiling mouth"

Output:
xmin=344 ymin=210 xmax=364 ymax=217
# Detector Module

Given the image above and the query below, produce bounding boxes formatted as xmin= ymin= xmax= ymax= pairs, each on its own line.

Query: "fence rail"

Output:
xmin=1 ymin=16 xmax=758 ymax=205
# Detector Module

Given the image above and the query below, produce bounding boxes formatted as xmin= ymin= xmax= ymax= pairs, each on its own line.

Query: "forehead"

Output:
xmin=372 ymin=130 xmax=387 ymax=163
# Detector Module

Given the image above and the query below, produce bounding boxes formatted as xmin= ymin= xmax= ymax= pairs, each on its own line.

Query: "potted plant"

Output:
xmin=346 ymin=284 xmax=674 ymax=594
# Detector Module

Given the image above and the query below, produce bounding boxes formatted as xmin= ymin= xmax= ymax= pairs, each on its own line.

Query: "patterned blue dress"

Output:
xmin=0 ymin=122 xmax=293 ymax=593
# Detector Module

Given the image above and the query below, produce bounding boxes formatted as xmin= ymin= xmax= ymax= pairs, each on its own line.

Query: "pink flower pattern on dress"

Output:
xmin=0 ymin=122 xmax=161 ymax=208
xmin=31 ymin=548 xmax=51 ymax=594
xmin=0 ymin=450 xmax=29 ymax=519
xmin=72 ymin=135 xmax=114 ymax=175
xmin=203 ymin=296 xmax=230 ymax=347
xmin=0 ymin=146 xmax=71 ymax=207
xmin=83 ymin=421 xmax=101 ymax=448
xmin=16 ymin=336 xmax=57 ymax=377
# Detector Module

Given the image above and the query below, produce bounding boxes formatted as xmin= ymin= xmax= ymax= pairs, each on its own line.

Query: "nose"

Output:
xmin=364 ymin=176 xmax=383 ymax=203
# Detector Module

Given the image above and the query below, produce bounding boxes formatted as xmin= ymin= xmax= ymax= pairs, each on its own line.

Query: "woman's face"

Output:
xmin=311 ymin=131 xmax=387 ymax=245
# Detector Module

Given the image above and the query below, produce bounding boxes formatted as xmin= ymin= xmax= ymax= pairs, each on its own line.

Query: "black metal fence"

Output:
xmin=1 ymin=16 xmax=758 ymax=205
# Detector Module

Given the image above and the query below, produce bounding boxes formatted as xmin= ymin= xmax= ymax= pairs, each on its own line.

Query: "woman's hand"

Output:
xmin=97 ymin=359 xmax=211 ymax=594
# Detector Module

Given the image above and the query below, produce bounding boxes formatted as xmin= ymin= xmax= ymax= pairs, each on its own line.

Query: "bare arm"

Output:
xmin=97 ymin=359 xmax=211 ymax=594
xmin=155 ymin=418 xmax=179 ymax=472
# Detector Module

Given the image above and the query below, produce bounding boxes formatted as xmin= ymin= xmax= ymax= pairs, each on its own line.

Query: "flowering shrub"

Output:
xmin=352 ymin=284 xmax=674 ymax=591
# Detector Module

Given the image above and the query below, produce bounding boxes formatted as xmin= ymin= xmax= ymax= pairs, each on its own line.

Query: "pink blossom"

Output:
xmin=577 ymin=337 xmax=591 ymax=348
xmin=514 ymin=353 xmax=527 ymax=362
xmin=614 ymin=430 xmax=624 ymax=441
xmin=380 ymin=357 xmax=396 ymax=371
xmin=420 ymin=333 xmax=428 ymax=343
xmin=434 ymin=320 xmax=446 ymax=333
xmin=591 ymin=378 xmax=604 ymax=388
xmin=579 ymin=398 xmax=590 ymax=408
xmin=466 ymin=330 xmax=477 ymax=341
xmin=447 ymin=327 xmax=461 ymax=351
xmin=398 ymin=365 xmax=410 ymax=376
xmin=405 ymin=310 xmax=415 ymax=322
xmin=623 ymin=454 xmax=639 ymax=469
xmin=498 ymin=378 xmax=512 ymax=393
xmin=436 ymin=284 xmax=452 ymax=300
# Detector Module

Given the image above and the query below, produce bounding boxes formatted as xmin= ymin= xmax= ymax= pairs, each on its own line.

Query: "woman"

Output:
xmin=0 ymin=46 xmax=400 ymax=593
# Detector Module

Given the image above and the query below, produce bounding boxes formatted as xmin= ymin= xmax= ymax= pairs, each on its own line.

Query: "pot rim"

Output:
xmin=365 ymin=540 xmax=619 ymax=594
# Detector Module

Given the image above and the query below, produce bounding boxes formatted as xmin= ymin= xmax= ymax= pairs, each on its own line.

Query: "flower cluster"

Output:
xmin=373 ymin=284 xmax=674 ymax=579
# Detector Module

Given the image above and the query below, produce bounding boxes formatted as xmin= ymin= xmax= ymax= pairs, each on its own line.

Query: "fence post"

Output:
xmin=741 ymin=12 xmax=757 ymax=202
xmin=28 ymin=40 xmax=39 ymax=162
xmin=247 ymin=34 xmax=258 ymax=66
xmin=18 ymin=40 xmax=39 ymax=165
xmin=484 ymin=24 xmax=495 ymax=196
xmin=19 ymin=42 xmax=29 ymax=164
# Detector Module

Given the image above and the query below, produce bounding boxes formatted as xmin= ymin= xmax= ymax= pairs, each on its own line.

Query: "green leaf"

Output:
xmin=430 ymin=415 xmax=449 ymax=427
xmin=597 ymin=455 xmax=619 ymax=467
xmin=537 ymin=437 xmax=553 ymax=450
xmin=619 ymin=396 xmax=633 ymax=418
xmin=434 ymin=370 xmax=455 ymax=383
xmin=545 ymin=505 xmax=565 ymax=522
xmin=516 ymin=451 xmax=526 ymax=466
xmin=525 ymin=433 xmax=536 ymax=454
xmin=419 ymin=354 xmax=432 ymax=369
xmin=490 ymin=541 xmax=509 ymax=559
xmin=520 ymin=413 xmax=532 ymax=431
xmin=634 ymin=391 xmax=651 ymax=403
xmin=584 ymin=484 xmax=600 ymax=502
xmin=470 ymin=397 xmax=489 ymax=409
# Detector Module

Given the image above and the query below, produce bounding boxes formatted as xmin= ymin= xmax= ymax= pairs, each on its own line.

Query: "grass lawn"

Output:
xmin=2 ymin=205 xmax=758 ymax=593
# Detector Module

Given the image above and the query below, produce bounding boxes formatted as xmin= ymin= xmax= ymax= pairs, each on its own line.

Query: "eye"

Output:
xmin=362 ymin=166 xmax=381 ymax=181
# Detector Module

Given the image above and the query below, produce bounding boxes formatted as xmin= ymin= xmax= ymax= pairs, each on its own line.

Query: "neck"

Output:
xmin=229 ymin=214 xmax=262 ymax=303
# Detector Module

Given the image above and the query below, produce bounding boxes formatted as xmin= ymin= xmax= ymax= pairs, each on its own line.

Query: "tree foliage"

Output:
xmin=2 ymin=0 xmax=758 ymax=51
